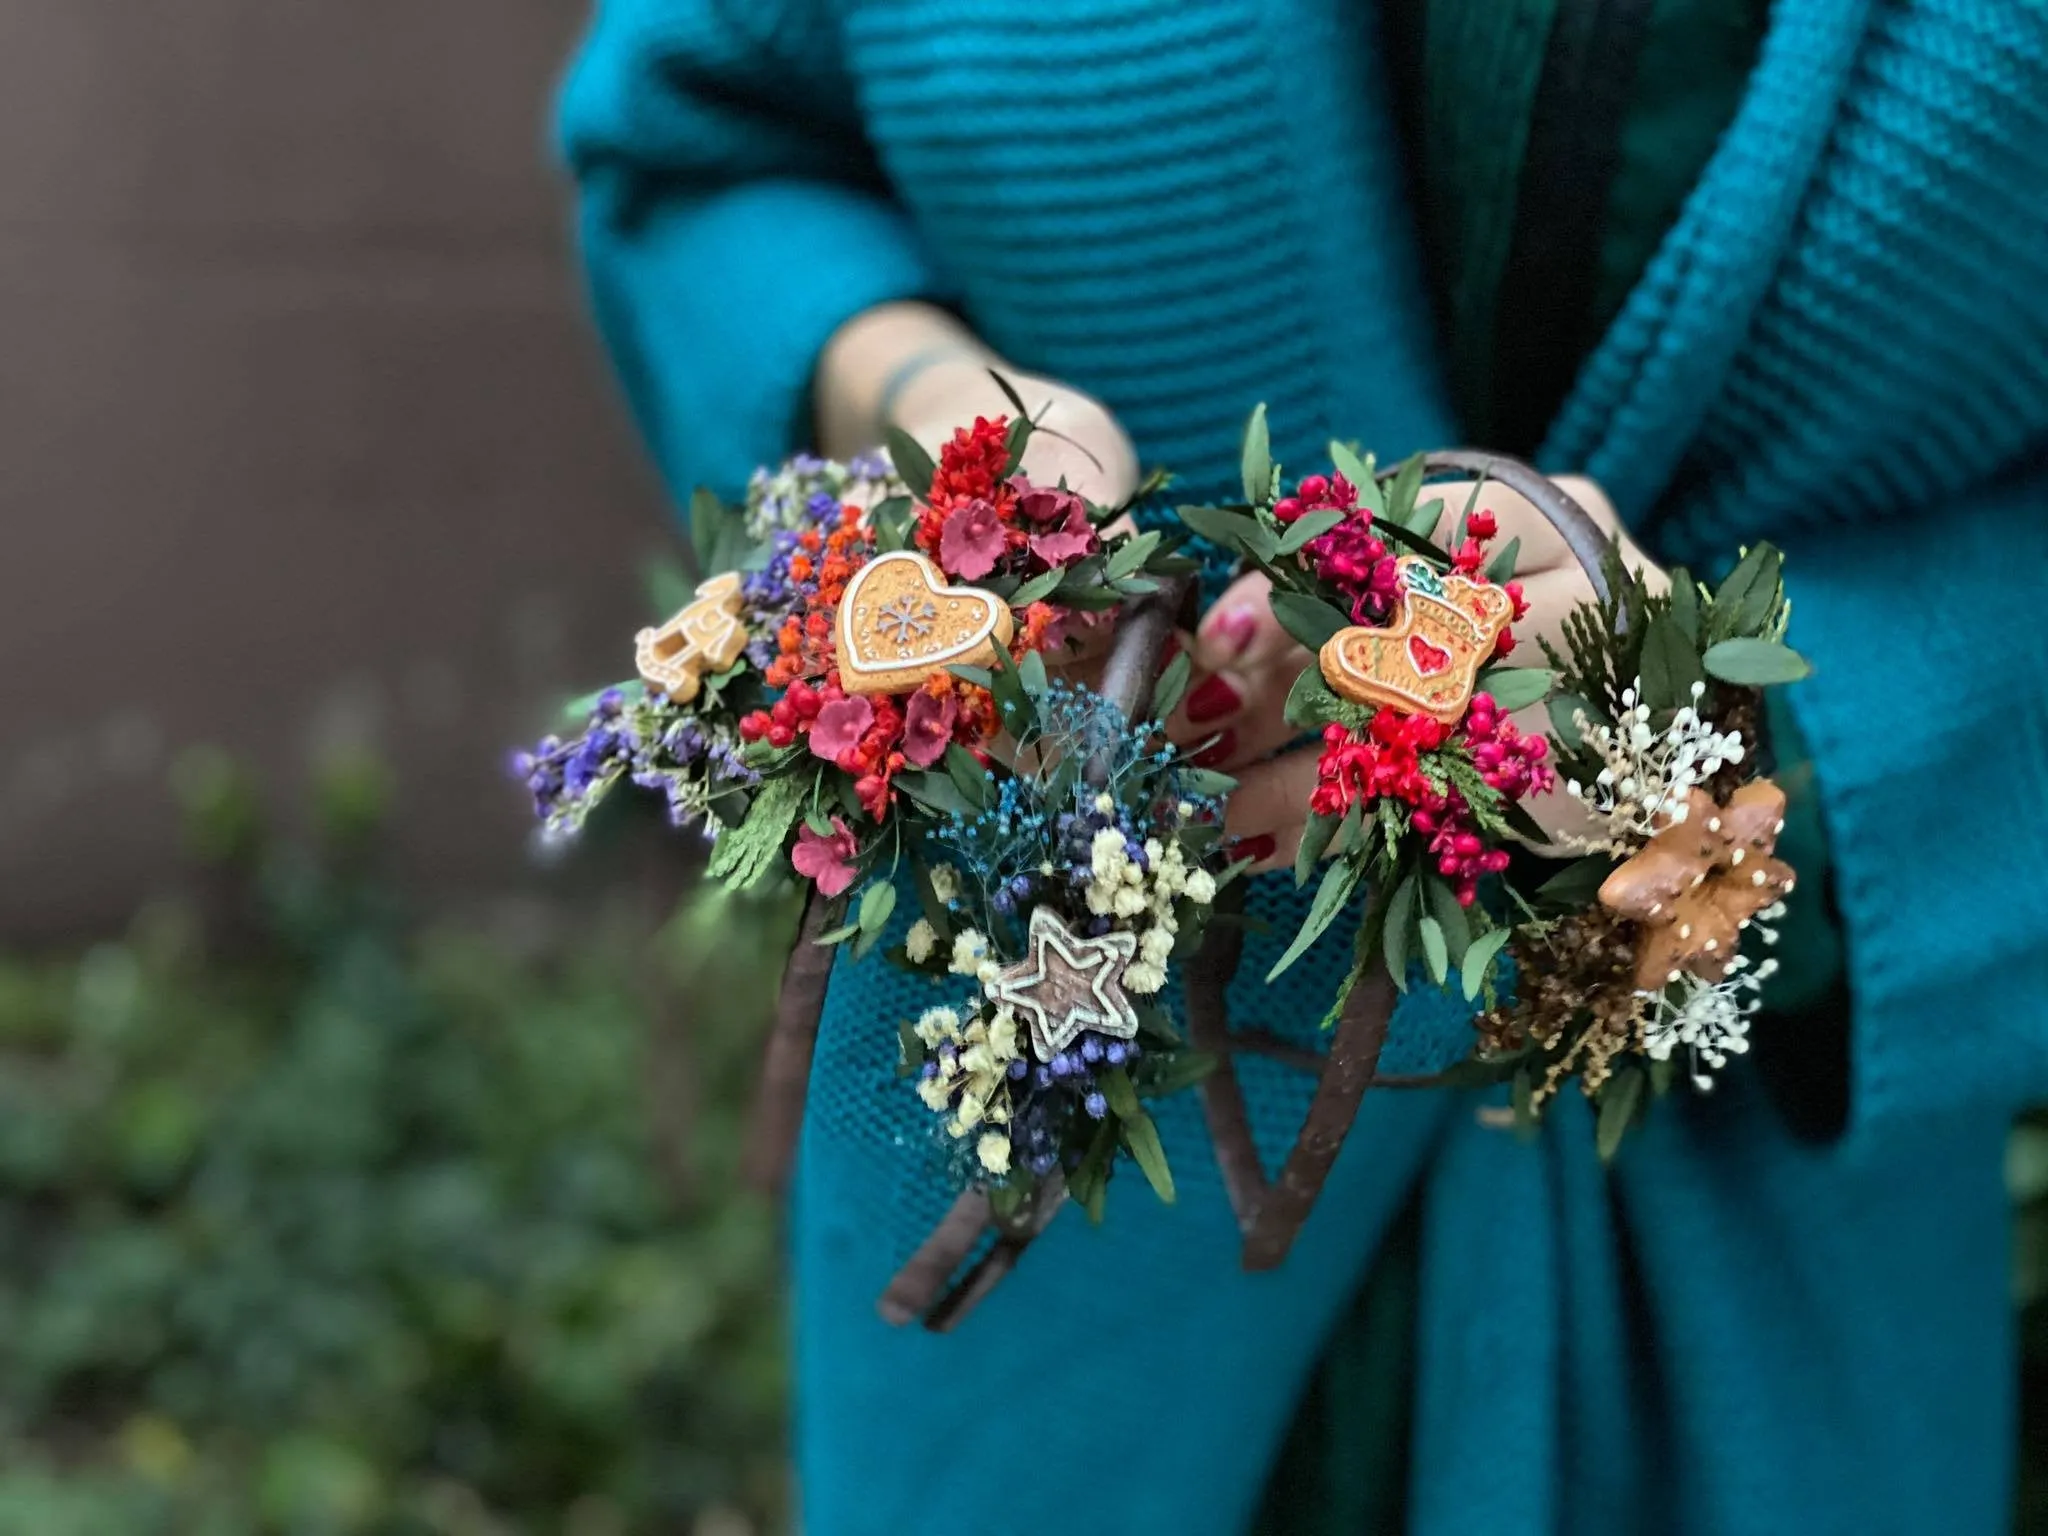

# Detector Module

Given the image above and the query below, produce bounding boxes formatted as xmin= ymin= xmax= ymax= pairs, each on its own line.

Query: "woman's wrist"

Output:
xmin=814 ymin=301 xmax=1002 ymax=457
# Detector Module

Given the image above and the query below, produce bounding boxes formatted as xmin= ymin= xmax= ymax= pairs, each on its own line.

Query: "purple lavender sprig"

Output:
xmin=512 ymin=685 xmax=757 ymax=843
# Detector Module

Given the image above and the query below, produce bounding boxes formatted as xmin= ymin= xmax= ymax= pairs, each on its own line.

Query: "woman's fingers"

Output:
xmin=1418 ymin=473 xmax=1623 ymax=576
xmin=1219 ymin=746 xmax=1321 ymax=874
xmin=1165 ymin=572 xmax=1310 ymax=768
xmin=1192 ymin=572 xmax=1299 ymax=675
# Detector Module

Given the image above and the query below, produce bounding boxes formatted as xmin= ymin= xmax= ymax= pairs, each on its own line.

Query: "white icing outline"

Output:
xmin=836 ymin=550 xmax=1008 ymax=683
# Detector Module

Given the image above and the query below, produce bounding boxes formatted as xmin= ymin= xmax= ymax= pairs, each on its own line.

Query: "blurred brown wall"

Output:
xmin=0 ymin=3 xmax=671 ymax=939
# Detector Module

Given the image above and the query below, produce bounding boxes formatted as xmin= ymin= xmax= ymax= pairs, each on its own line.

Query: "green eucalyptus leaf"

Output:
xmin=1270 ymin=592 xmax=1352 ymax=652
xmin=1177 ymin=768 xmax=1238 ymax=797
xmin=1484 ymin=535 xmax=1523 ymax=585
xmin=873 ymin=496 xmax=916 ymax=553
xmin=1100 ymin=1065 xmax=1143 ymax=1120
xmin=987 ymin=644 xmax=1036 ymax=736
xmin=1535 ymin=854 xmax=1614 ymax=910
xmin=1596 ymin=1068 xmax=1646 ymax=1163
xmin=1477 ymin=667 xmax=1552 ymax=712
xmin=1381 ymin=870 xmax=1418 ymax=991
xmin=1240 ymin=403 xmax=1273 ymax=507
xmin=1003 ymin=414 xmax=1032 ymax=477
xmin=1638 ymin=613 xmax=1704 ymax=713
xmin=1151 ymin=651 xmax=1194 ymax=721
xmin=1667 ymin=568 xmax=1701 ymax=643
xmin=1735 ymin=549 xmax=1786 ymax=634
xmin=1275 ymin=509 xmax=1346 ymax=555
xmin=1424 ymin=877 xmax=1471 ymax=963
xmin=1702 ymin=637 xmax=1812 ymax=687
xmin=1335 ymin=802 xmax=1367 ymax=859
xmin=1009 ymin=566 xmax=1065 ymax=607
xmin=1284 ymin=665 xmax=1345 ymax=729
xmin=1460 ymin=924 xmax=1513 ymax=1001
xmin=894 ymin=771 xmax=973 ymax=818
xmin=1240 ymin=515 xmax=1283 ymax=564
xmin=1177 ymin=503 xmax=1261 ymax=554
xmin=1267 ymin=858 xmax=1361 ymax=981
xmin=1329 ymin=441 xmax=1377 ymax=510
xmin=945 ymin=744 xmax=992 ymax=810
xmin=1418 ymin=914 xmax=1449 ymax=986
xmin=1069 ymin=1118 xmax=1116 ymax=1223
xmin=1122 ymin=1109 xmax=1176 ymax=1204
xmin=644 ymin=557 xmax=694 ymax=617
xmin=857 ymin=882 xmax=897 ymax=936
xmin=884 ymin=427 xmax=936 ymax=502
xmin=1134 ymin=1048 xmax=1218 ymax=1098
xmin=1017 ymin=648 xmax=1050 ymax=697
xmin=1294 ymin=812 xmax=1341 ymax=887
xmin=1104 ymin=529 xmax=1162 ymax=580
xmin=1546 ymin=692 xmax=1597 ymax=751
xmin=1709 ymin=543 xmax=1780 ymax=638
xmin=1384 ymin=455 xmax=1426 ymax=533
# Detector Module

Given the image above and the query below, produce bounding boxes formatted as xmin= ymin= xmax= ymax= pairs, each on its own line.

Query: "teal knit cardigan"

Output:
xmin=557 ymin=1 xmax=2048 ymax=1531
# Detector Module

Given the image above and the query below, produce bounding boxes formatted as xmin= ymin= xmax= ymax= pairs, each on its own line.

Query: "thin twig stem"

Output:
xmin=741 ymin=895 xmax=833 ymax=1196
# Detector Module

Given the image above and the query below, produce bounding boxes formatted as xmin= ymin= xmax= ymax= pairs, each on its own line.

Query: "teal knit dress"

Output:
xmin=557 ymin=2 xmax=2048 ymax=1531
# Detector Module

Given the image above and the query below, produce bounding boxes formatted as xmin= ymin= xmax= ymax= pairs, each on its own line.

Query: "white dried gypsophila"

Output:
xmin=1079 ymin=816 xmax=1220 ymax=994
xmin=904 ymin=918 xmax=938 ymax=963
xmin=1640 ymin=902 xmax=1785 ymax=1091
xmin=913 ymin=1006 xmax=1022 ymax=1166
xmin=1565 ymin=679 xmax=1746 ymax=850
xmin=948 ymin=928 xmax=1001 ymax=985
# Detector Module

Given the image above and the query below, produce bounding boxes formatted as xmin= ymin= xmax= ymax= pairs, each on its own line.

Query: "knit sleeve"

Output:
xmin=555 ymin=0 xmax=952 ymax=501
xmin=1780 ymin=465 xmax=2048 ymax=1143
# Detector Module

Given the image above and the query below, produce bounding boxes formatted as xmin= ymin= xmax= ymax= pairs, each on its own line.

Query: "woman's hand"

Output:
xmin=817 ymin=301 xmax=1137 ymax=506
xmin=1166 ymin=475 xmax=1664 ymax=873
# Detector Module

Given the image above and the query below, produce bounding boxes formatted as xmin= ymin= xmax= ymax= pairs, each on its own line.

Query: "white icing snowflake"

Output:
xmin=878 ymin=593 xmax=937 ymax=645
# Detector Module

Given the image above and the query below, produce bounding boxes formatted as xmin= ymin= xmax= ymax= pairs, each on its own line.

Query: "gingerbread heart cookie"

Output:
xmin=836 ymin=551 xmax=1015 ymax=696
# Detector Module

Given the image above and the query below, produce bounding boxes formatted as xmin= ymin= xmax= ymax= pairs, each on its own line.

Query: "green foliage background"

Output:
xmin=0 ymin=752 xmax=792 ymax=1534
xmin=0 ymin=747 xmax=2041 ymax=1531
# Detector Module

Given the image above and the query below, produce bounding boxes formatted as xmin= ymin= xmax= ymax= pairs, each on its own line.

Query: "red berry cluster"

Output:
xmin=1274 ymin=473 xmax=1403 ymax=625
xmin=1308 ymin=693 xmax=1554 ymax=907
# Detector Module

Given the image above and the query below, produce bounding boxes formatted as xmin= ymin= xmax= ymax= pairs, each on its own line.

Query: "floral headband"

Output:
xmin=517 ymin=389 xmax=1249 ymax=1327
xmin=1174 ymin=411 xmax=1807 ymax=1267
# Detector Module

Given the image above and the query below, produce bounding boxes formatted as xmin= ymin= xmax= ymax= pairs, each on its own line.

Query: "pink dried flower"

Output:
xmin=1016 ymin=483 xmax=1086 ymax=525
xmin=1027 ymin=499 xmax=1096 ymax=566
xmin=938 ymin=497 xmax=1008 ymax=580
xmin=901 ymin=687 xmax=960 ymax=768
xmin=791 ymin=816 xmax=859 ymax=897
xmin=809 ymin=694 xmax=874 ymax=764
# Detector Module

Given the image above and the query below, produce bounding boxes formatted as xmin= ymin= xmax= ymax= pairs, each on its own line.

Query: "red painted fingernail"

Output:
xmin=1192 ymin=728 xmax=1237 ymax=767
xmin=1233 ymin=834 xmax=1277 ymax=864
xmin=1185 ymin=674 xmax=1242 ymax=724
xmin=1203 ymin=607 xmax=1259 ymax=656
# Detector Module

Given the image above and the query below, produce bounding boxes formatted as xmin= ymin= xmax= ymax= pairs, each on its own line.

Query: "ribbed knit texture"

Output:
xmin=558 ymin=2 xmax=2048 ymax=1530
